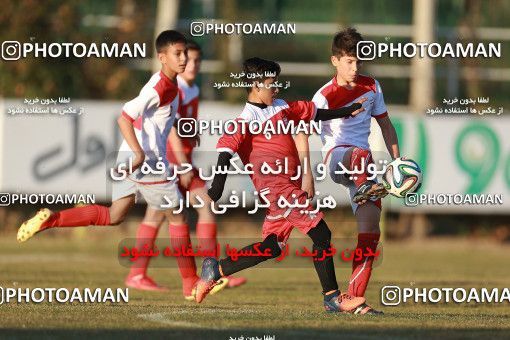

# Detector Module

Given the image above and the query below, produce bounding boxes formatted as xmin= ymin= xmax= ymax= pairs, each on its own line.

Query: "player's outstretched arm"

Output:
xmin=314 ymin=97 xmax=366 ymax=121
xmin=207 ymin=151 xmax=233 ymax=202
xmin=376 ymin=116 xmax=400 ymax=159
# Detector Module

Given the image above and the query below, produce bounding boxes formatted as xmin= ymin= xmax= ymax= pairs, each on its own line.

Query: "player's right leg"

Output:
xmin=326 ymin=150 xmax=384 ymax=314
xmin=164 ymin=208 xmax=204 ymax=300
xmin=17 ymin=194 xmax=135 ymax=243
xmin=190 ymin=184 xmax=247 ymax=290
xmin=125 ymin=207 xmax=168 ymax=292
xmin=195 ymin=233 xmax=283 ymax=303
xmin=330 ymin=148 xmax=384 ymax=314
xmin=191 ymin=186 xmax=218 ymax=258
xmin=135 ymin=179 xmax=203 ymax=299
xmin=136 ymin=178 xmax=207 ymax=300
xmin=347 ymin=201 xmax=383 ymax=315
xmin=338 ymin=147 xmax=387 ymax=204
xmin=306 ymin=219 xmax=366 ymax=313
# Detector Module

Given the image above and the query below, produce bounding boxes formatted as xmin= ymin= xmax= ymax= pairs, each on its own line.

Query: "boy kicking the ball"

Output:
xmin=195 ymin=57 xmax=368 ymax=313
xmin=311 ymin=27 xmax=401 ymax=314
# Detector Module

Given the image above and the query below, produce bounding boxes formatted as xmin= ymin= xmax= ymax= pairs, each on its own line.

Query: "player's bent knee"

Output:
xmin=308 ymin=219 xmax=332 ymax=250
xmin=260 ymin=234 xmax=282 ymax=259
xmin=350 ymin=147 xmax=372 ymax=162
xmin=108 ymin=215 xmax=125 ymax=226
xmin=357 ymin=224 xmax=381 ymax=234
xmin=355 ymin=201 xmax=381 ymax=232
xmin=109 ymin=207 xmax=131 ymax=225
xmin=166 ymin=209 xmax=187 ymax=225
xmin=197 ymin=206 xmax=215 ymax=222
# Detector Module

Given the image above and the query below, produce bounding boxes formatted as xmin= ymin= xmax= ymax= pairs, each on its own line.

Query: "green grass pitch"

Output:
xmin=1 ymin=229 xmax=509 ymax=339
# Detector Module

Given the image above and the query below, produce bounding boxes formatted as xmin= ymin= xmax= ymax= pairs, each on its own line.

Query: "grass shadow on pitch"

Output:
xmin=1 ymin=328 xmax=510 ymax=340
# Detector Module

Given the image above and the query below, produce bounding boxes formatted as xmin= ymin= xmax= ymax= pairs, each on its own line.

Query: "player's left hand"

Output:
xmin=351 ymin=97 xmax=367 ymax=117
xmin=301 ymin=173 xmax=315 ymax=198
xmin=131 ymin=151 xmax=146 ymax=173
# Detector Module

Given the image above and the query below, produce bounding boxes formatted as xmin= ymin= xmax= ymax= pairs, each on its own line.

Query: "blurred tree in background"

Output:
xmin=0 ymin=0 xmax=154 ymax=100
xmin=1 ymin=0 xmax=509 ymax=108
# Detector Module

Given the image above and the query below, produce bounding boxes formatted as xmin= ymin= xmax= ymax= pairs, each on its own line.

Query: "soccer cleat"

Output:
xmin=324 ymin=292 xmax=366 ymax=313
xmin=226 ymin=275 xmax=247 ymax=288
xmin=352 ymin=303 xmax=384 ymax=315
xmin=209 ymin=277 xmax=229 ymax=295
xmin=17 ymin=208 xmax=52 ymax=243
xmin=195 ymin=258 xmax=221 ymax=303
xmin=125 ymin=274 xmax=169 ymax=292
xmin=184 ymin=286 xmax=197 ymax=301
xmin=183 ymin=277 xmax=201 ymax=301
xmin=207 ymin=275 xmax=246 ymax=295
xmin=352 ymin=180 xmax=388 ymax=204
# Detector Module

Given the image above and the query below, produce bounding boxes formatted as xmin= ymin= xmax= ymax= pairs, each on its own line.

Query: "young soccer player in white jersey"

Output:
xmin=17 ymin=30 xmax=191 ymax=264
xmin=311 ymin=27 xmax=401 ymax=315
xmin=125 ymin=41 xmax=246 ymax=298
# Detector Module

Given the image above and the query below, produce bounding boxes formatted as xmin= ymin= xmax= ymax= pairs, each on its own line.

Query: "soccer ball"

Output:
xmin=382 ymin=157 xmax=422 ymax=198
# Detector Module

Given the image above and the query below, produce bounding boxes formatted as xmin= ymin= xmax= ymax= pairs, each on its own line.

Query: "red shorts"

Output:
xmin=261 ymin=185 xmax=323 ymax=245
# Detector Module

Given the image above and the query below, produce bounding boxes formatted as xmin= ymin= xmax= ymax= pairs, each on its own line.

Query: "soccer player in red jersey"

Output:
xmin=194 ymin=57 xmax=368 ymax=313
xmin=16 ymin=31 xmax=193 ymax=289
xmin=125 ymin=41 xmax=246 ymax=298
xmin=311 ymin=27 xmax=401 ymax=314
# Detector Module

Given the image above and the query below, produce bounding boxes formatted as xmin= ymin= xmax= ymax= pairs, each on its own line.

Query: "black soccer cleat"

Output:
xmin=352 ymin=303 xmax=385 ymax=315
xmin=353 ymin=180 xmax=388 ymax=204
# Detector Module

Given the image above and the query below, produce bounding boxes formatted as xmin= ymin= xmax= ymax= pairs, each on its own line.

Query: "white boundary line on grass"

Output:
xmin=138 ymin=311 xmax=366 ymax=338
xmin=138 ymin=312 xmax=217 ymax=329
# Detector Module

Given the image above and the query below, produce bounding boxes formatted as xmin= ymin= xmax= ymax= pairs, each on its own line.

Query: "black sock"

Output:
xmin=307 ymin=219 xmax=339 ymax=294
xmin=219 ymin=234 xmax=281 ymax=276
xmin=212 ymin=260 xmax=221 ymax=280
xmin=324 ymin=290 xmax=340 ymax=301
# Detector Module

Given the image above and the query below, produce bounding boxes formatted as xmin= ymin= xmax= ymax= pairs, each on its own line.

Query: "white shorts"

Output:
xmin=325 ymin=146 xmax=380 ymax=213
xmin=111 ymin=178 xmax=182 ymax=211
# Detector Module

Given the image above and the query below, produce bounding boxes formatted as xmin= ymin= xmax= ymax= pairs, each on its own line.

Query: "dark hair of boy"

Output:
xmin=186 ymin=40 xmax=202 ymax=56
xmin=242 ymin=57 xmax=281 ymax=93
xmin=331 ymin=27 xmax=364 ymax=57
xmin=155 ymin=30 xmax=187 ymax=52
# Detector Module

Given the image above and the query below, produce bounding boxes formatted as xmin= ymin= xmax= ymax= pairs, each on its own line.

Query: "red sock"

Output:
xmin=42 ymin=205 xmax=110 ymax=229
xmin=196 ymin=222 xmax=218 ymax=258
xmin=169 ymin=224 xmax=198 ymax=295
xmin=350 ymin=148 xmax=373 ymax=187
xmin=348 ymin=233 xmax=380 ymax=297
xmin=128 ymin=224 xmax=159 ymax=278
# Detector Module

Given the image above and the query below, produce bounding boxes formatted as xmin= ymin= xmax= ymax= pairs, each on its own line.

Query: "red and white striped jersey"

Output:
xmin=312 ymin=74 xmax=388 ymax=153
xmin=216 ymin=99 xmax=316 ymax=192
xmin=176 ymin=75 xmax=199 ymax=120
xmin=118 ymin=71 xmax=179 ymax=182
xmin=165 ymin=75 xmax=200 ymax=164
